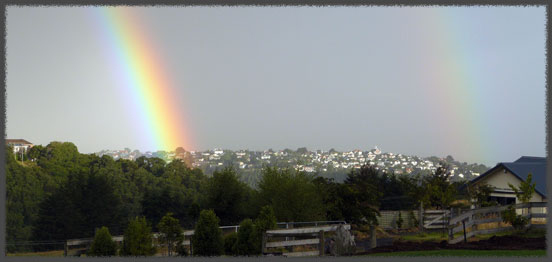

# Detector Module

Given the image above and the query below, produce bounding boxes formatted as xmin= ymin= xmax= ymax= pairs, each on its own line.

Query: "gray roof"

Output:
xmin=471 ymin=156 xmax=547 ymax=198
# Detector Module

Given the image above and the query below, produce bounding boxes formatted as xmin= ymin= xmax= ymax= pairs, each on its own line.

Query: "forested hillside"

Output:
xmin=6 ymin=141 xmax=471 ymax=253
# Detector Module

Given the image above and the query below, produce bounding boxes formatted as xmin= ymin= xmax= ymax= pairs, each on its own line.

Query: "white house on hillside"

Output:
xmin=6 ymin=139 xmax=34 ymax=154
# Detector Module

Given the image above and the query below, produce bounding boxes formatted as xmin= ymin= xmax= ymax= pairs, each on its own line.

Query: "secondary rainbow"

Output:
xmin=408 ymin=7 xmax=493 ymax=165
xmin=91 ymin=7 xmax=193 ymax=152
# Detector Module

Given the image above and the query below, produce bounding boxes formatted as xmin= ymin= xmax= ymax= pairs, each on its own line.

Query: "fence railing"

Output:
xmin=64 ymin=220 xmax=348 ymax=256
xmin=262 ymin=224 xmax=351 ymax=257
xmin=447 ymin=202 xmax=547 ymax=244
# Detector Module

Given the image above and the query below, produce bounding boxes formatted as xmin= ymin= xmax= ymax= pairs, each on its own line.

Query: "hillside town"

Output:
xmin=95 ymin=146 xmax=488 ymax=182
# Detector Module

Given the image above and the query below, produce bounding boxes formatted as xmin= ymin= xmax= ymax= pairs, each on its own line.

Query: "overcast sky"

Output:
xmin=6 ymin=6 xmax=546 ymax=166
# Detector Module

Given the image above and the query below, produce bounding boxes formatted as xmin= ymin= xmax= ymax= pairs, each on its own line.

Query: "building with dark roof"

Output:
xmin=469 ymin=156 xmax=546 ymax=205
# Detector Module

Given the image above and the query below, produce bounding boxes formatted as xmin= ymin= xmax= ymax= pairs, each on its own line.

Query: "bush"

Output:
xmin=120 ymin=217 xmax=156 ymax=256
xmin=223 ymin=232 xmax=238 ymax=256
xmin=408 ymin=210 xmax=418 ymax=228
xmin=502 ymin=205 xmax=529 ymax=231
xmin=234 ymin=219 xmax=256 ymax=256
xmin=396 ymin=212 xmax=404 ymax=229
xmin=174 ymin=240 xmax=189 ymax=256
xmin=251 ymin=206 xmax=278 ymax=254
xmin=192 ymin=210 xmax=223 ymax=256
xmin=157 ymin=212 xmax=183 ymax=256
xmin=88 ymin=226 xmax=116 ymax=256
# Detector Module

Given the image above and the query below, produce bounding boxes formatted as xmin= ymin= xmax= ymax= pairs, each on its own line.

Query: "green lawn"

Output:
xmin=399 ymin=231 xmax=449 ymax=242
xmin=367 ymin=249 xmax=546 ymax=257
xmin=399 ymin=228 xmax=546 ymax=242
xmin=473 ymin=228 xmax=545 ymax=241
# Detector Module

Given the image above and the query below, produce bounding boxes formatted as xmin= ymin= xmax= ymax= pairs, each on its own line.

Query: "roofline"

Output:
xmin=469 ymin=163 xmax=546 ymax=199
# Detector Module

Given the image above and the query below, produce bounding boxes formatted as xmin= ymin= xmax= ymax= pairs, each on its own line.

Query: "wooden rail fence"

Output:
xmin=65 ymin=221 xmax=347 ymax=256
xmin=447 ymin=202 xmax=547 ymax=244
xmin=262 ymin=224 xmax=351 ymax=257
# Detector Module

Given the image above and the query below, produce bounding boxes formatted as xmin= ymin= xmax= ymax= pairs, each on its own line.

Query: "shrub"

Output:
xmin=157 ymin=212 xmax=183 ymax=256
xmin=192 ymin=210 xmax=223 ymax=256
xmin=223 ymin=232 xmax=238 ymax=256
xmin=396 ymin=212 xmax=404 ymax=229
xmin=502 ymin=205 xmax=529 ymax=231
xmin=88 ymin=226 xmax=116 ymax=256
xmin=408 ymin=210 xmax=418 ymax=228
xmin=120 ymin=217 xmax=156 ymax=256
xmin=174 ymin=239 xmax=189 ymax=256
xmin=251 ymin=206 xmax=278 ymax=254
xmin=234 ymin=219 xmax=256 ymax=256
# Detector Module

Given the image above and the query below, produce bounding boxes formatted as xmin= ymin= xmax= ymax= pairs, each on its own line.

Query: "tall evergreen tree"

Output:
xmin=192 ymin=210 xmax=223 ymax=256
xmin=121 ymin=217 xmax=156 ymax=256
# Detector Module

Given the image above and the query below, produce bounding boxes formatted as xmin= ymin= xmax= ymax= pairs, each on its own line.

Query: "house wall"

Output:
xmin=474 ymin=168 xmax=546 ymax=203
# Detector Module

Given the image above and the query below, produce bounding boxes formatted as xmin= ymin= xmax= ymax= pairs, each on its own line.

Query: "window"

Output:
xmin=488 ymin=196 xmax=516 ymax=205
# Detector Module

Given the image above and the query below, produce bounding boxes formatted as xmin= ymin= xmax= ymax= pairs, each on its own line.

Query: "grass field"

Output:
xmin=7 ymin=250 xmax=64 ymax=257
xmin=398 ymin=228 xmax=546 ymax=242
xmin=472 ymin=228 xmax=545 ymax=241
xmin=367 ymin=249 xmax=546 ymax=257
xmin=399 ymin=231 xmax=449 ymax=242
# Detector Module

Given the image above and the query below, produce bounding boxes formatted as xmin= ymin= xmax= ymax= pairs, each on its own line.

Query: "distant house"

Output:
xmin=468 ymin=156 xmax=547 ymax=205
xmin=5 ymin=139 xmax=34 ymax=154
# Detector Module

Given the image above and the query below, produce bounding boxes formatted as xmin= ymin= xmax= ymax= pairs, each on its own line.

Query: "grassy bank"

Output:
xmin=398 ymin=228 xmax=545 ymax=242
xmin=7 ymin=250 xmax=64 ymax=257
xmin=367 ymin=249 xmax=546 ymax=257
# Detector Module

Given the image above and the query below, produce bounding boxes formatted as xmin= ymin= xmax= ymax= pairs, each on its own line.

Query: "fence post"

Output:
xmin=462 ymin=220 xmax=467 ymax=243
xmin=318 ymin=230 xmax=325 ymax=256
xmin=471 ymin=209 xmax=477 ymax=235
xmin=262 ymin=232 xmax=267 ymax=255
xmin=190 ymin=238 xmax=193 ymax=256
xmin=528 ymin=202 xmax=533 ymax=224
xmin=289 ymin=222 xmax=294 ymax=252
xmin=419 ymin=202 xmax=424 ymax=232
xmin=64 ymin=241 xmax=68 ymax=257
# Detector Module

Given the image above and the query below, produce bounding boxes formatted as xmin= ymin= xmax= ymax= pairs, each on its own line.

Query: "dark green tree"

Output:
xmin=88 ymin=226 xmax=117 ymax=256
xmin=343 ymin=165 xmax=383 ymax=226
xmin=6 ymin=146 xmax=56 ymax=252
xmin=234 ymin=219 xmax=256 ymax=256
xmin=192 ymin=210 xmax=223 ymax=256
xmin=189 ymin=202 xmax=201 ymax=225
xmin=257 ymin=167 xmax=325 ymax=222
xmin=421 ymin=164 xmax=457 ymax=210
xmin=157 ymin=213 xmax=183 ymax=256
xmin=223 ymin=232 xmax=238 ymax=256
xmin=251 ymin=206 xmax=278 ymax=254
xmin=135 ymin=156 xmax=166 ymax=177
xmin=204 ymin=168 xmax=249 ymax=225
xmin=469 ymin=183 xmax=497 ymax=208
xmin=32 ymin=171 xmax=122 ymax=243
xmin=121 ymin=217 xmax=156 ymax=256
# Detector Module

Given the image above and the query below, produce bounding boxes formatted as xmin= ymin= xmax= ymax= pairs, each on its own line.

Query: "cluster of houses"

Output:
xmin=5 ymin=138 xmax=548 ymax=206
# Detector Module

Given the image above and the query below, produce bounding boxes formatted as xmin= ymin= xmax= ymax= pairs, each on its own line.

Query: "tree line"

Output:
xmin=6 ymin=141 xmax=476 ymax=255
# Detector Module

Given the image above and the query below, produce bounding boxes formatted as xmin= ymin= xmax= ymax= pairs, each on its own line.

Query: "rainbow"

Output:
xmin=409 ymin=7 xmax=493 ymax=165
xmin=90 ymin=7 xmax=193 ymax=152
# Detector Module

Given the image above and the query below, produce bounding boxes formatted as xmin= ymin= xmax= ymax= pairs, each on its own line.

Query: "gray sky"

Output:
xmin=6 ymin=6 xmax=546 ymax=166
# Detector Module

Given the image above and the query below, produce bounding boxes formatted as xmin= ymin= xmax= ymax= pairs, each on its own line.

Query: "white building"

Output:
xmin=6 ymin=139 xmax=34 ymax=154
